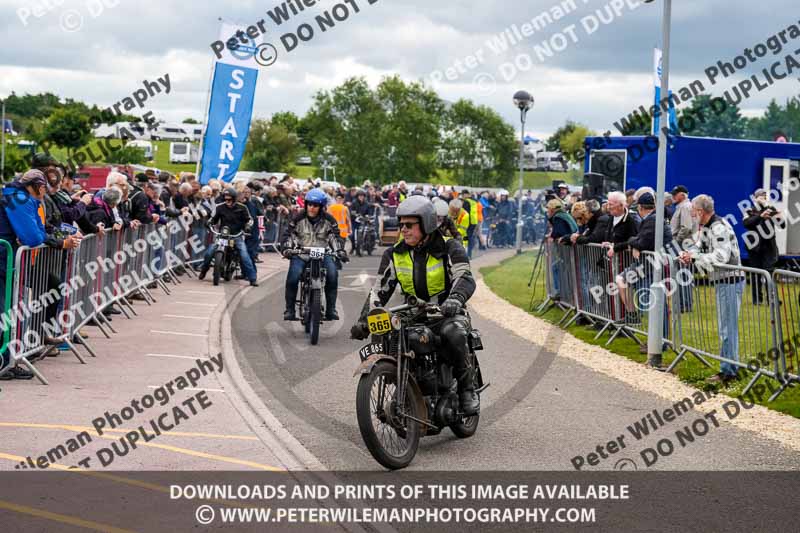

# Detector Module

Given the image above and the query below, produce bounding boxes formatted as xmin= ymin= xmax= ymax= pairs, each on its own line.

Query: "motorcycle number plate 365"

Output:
xmin=309 ymin=247 xmax=326 ymax=259
xmin=367 ymin=311 xmax=392 ymax=335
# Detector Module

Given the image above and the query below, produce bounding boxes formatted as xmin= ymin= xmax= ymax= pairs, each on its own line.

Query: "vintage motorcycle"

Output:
xmin=209 ymin=226 xmax=243 ymax=286
xmin=353 ymin=296 xmax=488 ymax=469
xmin=286 ymin=246 xmax=340 ymax=345
xmin=354 ymin=214 xmax=377 ymax=256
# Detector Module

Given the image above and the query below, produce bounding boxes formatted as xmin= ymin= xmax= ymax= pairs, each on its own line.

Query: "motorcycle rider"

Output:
xmin=349 ymin=189 xmax=372 ymax=255
xmin=198 ymin=188 xmax=258 ymax=287
xmin=281 ymin=188 xmax=347 ymax=321
xmin=350 ymin=196 xmax=480 ymax=415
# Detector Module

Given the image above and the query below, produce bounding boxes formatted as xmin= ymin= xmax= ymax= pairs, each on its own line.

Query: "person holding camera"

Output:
xmin=743 ymin=188 xmax=783 ymax=304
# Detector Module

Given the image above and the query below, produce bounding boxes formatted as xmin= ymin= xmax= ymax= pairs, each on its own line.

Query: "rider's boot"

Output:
xmin=198 ymin=267 xmax=208 ymax=280
xmin=325 ymin=309 xmax=339 ymax=321
xmin=283 ymin=309 xmax=297 ymax=321
xmin=457 ymin=365 xmax=480 ymax=415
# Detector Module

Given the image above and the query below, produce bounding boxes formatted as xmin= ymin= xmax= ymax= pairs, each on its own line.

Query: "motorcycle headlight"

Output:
xmin=390 ymin=314 xmax=402 ymax=330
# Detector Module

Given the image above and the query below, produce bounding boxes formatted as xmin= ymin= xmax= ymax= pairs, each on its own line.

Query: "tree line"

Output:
xmin=551 ymin=94 xmax=800 ymax=164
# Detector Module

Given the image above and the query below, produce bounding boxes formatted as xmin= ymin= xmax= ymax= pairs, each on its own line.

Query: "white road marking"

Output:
xmin=150 ymin=330 xmax=208 ymax=337
xmin=187 ymin=291 xmax=220 ymax=295
xmin=148 ymin=385 xmax=225 ymax=393
xmin=175 ymin=302 xmax=216 ymax=306
xmin=162 ymin=314 xmax=210 ymax=320
xmin=146 ymin=353 xmax=210 ymax=360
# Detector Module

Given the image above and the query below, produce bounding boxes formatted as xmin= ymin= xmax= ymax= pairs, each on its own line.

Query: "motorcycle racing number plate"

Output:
xmin=216 ymin=238 xmax=227 ymax=248
xmin=309 ymin=247 xmax=326 ymax=259
xmin=358 ymin=342 xmax=383 ymax=361
xmin=367 ymin=311 xmax=392 ymax=335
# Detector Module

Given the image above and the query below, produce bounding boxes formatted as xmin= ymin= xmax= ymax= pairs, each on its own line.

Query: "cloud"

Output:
xmin=1 ymin=0 xmax=798 ymax=137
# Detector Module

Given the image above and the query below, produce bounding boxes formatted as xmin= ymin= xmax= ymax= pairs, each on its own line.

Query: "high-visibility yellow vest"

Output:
xmin=464 ymin=198 xmax=478 ymax=226
xmin=392 ymin=246 xmax=446 ymax=299
xmin=452 ymin=208 xmax=469 ymax=247
xmin=328 ymin=203 xmax=351 ymax=238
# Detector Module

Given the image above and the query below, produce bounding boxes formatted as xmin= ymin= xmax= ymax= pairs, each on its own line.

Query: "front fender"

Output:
xmin=353 ymin=353 xmax=395 ymax=377
xmin=353 ymin=354 xmax=431 ymax=435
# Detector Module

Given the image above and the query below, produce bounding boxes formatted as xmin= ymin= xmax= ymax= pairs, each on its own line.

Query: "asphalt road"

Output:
xmin=231 ymin=250 xmax=800 ymax=471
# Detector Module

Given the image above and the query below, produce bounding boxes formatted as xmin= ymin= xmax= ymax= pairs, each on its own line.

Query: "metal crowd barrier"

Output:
xmin=261 ymin=211 xmax=287 ymax=253
xmin=668 ymin=263 xmax=781 ymax=397
xmin=0 ymin=217 xmax=211 ymax=385
xmin=530 ymin=242 xmax=795 ymax=400
xmin=772 ymin=269 xmax=800 ymax=398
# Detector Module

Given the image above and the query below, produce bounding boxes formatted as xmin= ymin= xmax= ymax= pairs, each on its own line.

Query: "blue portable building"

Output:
xmin=582 ymin=135 xmax=800 ymax=261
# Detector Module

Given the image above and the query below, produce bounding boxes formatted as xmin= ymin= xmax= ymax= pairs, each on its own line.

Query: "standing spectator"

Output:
xmin=615 ymin=193 xmax=672 ymax=353
xmin=243 ymin=183 xmax=265 ymax=264
xmin=328 ymin=193 xmax=352 ymax=249
xmin=448 ymin=199 xmax=470 ymax=249
xmin=52 ymin=170 xmax=98 ymax=235
xmin=679 ymin=194 xmax=744 ymax=384
xmin=569 ymin=200 xmax=609 ymax=246
xmin=460 ymin=189 xmax=479 ymax=257
xmin=0 ymin=170 xmax=80 ymax=377
xmin=173 ymin=182 xmax=194 ymax=210
xmin=128 ymin=173 xmax=155 ymax=225
xmin=495 ymin=190 xmax=514 ymax=247
xmin=671 ymin=185 xmax=695 ymax=313
xmin=603 ymin=191 xmax=640 ymax=258
xmin=546 ymin=199 xmax=578 ymax=299
xmin=743 ymin=188 xmax=783 ymax=304
xmin=664 ymin=192 xmax=675 ymax=219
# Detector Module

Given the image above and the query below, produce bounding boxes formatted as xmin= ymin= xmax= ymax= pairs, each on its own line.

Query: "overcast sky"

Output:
xmin=2 ymin=0 xmax=799 ymax=140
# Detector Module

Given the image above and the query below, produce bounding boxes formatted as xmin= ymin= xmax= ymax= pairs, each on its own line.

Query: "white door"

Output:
xmin=762 ymin=158 xmax=790 ymax=255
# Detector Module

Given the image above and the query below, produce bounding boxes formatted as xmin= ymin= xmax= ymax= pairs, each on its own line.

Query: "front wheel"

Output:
xmin=309 ymin=288 xmax=321 ymax=345
xmin=356 ymin=360 xmax=421 ymax=470
xmin=212 ymin=250 xmax=224 ymax=286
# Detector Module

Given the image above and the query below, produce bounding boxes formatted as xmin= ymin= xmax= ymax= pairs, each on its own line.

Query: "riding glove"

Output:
xmin=350 ymin=321 xmax=370 ymax=340
xmin=441 ymin=297 xmax=463 ymax=317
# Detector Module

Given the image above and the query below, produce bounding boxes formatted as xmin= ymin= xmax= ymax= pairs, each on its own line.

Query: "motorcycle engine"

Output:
xmin=406 ymin=326 xmax=437 ymax=356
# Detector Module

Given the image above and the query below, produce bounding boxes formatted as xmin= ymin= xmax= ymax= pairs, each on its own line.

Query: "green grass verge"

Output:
xmin=481 ymin=251 xmax=800 ymax=419
xmin=433 ymin=169 xmax=582 ymax=190
xmin=47 ymin=139 xmax=198 ymax=174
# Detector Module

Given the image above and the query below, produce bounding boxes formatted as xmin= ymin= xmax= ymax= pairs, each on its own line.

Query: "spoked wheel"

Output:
xmin=212 ymin=250 xmax=224 ymax=286
xmin=224 ymin=258 xmax=235 ymax=282
xmin=356 ymin=361 xmax=421 ymax=470
xmin=301 ymin=284 xmax=311 ymax=333
xmin=309 ymin=288 xmax=321 ymax=345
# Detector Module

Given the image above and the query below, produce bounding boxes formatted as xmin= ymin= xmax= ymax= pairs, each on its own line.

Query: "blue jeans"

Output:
xmin=284 ymin=256 xmax=338 ymax=315
xmin=201 ymin=236 xmax=256 ymax=282
xmin=246 ymin=227 xmax=261 ymax=263
xmin=551 ymin=259 xmax=561 ymax=296
xmin=716 ymin=280 xmax=745 ymax=376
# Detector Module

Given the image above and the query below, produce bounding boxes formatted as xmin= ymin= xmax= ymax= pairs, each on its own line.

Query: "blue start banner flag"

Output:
xmin=199 ymin=23 xmax=261 ymax=185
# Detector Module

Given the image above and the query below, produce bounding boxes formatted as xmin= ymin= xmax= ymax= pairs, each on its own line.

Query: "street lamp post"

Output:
xmin=513 ymin=90 xmax=533 ymax=254
xmin=645 ymin=0 xmax=672 ymax=367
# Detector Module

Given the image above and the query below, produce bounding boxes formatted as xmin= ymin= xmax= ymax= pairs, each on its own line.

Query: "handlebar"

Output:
xmin=210 ymin=227 xmax=245 ymax=239
xmin=285 ymin=246 xmax=342 ymax=258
